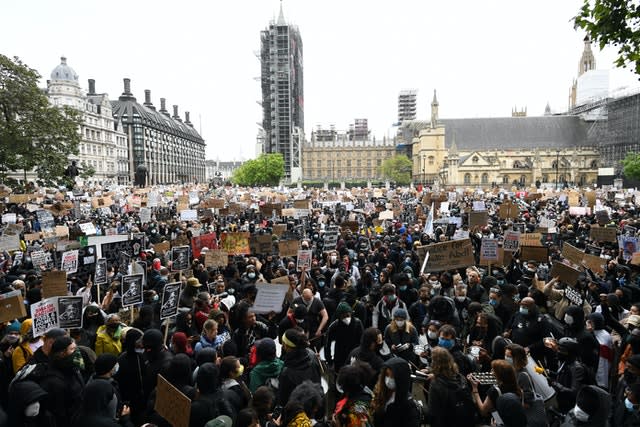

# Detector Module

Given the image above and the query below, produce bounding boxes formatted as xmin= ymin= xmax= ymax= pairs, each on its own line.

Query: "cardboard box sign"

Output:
xmin=278 ymin=240 xmax=299 ymax=257
xmin=468 ymin=211 xmax=488 ymax=228
xmin=520 ymin=246 xmax=549 ymax=263
xmin=520 ymin=233 xmax=543 ymax=247
xmin=0 ymin=291 xmax=27 ymax=323
xmin=204 ymin=250 xmax=228 ymax=268
xmin=550 ymin=261 xmax=582 ymax=286
xmin=590 ymin=226 xmax=617 ymax=243
xmin=562 ymin=243 xmax=585 ymax=267
xmin=155 ymin=375 xmax=191 ymax=427
xmin=420 ymin=239 xmax=475 ymax=272
xmin=42 ymin=271 xmax=68 ymax=299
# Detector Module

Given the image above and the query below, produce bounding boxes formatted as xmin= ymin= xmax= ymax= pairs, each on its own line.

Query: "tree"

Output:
xmin=574 ymin=0 xmax=640 ymax=74
xmin=0 ymin=54 xmax=82 ymax=187
xmin=231 ymin=153 xmax=285 ymax=186
xmin=380 ymin=155 xmax=413 ymax=185
xmin=622 ymin=152 xmax=640 ymax=180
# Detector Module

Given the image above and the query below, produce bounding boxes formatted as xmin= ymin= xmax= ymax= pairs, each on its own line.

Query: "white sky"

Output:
xmin=3 ymin=0 xmax=639 ymax=162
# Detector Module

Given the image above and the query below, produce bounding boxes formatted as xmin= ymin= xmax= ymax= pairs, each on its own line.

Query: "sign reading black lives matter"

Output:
xmin=121 ymin=274 xmax=144 ymax=307
xmin=94 ymin=258 xmax=108 ymax=285
xmin=57 ymin=296 xmax=83 ymax=329
xmin=171 ymin=246 xmax=190 ymax=272
xmin=161 ymin=282 xmax=181 ymax=320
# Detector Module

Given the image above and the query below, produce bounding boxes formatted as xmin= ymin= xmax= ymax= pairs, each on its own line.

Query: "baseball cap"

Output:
xmin=44 ymin=328 xmax=68 ymax=340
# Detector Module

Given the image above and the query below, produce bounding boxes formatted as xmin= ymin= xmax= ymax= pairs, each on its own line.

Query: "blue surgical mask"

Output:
xmin=438 ymin=338 xmax=454 ymax=349
xmin=497 ymin=279 xmax=505 ymax=286
xmin=317 ymin=280 xmax=325 ymax=288
xmin=504 ymin=356 xmax=513 ymax=365
xmin=519 ymin=307 xmax=529 ymax=315
xmin=399 ymin=285 xmax=407 ymax=291
xmin=489 ymin=299 xmax=498 ymax=307
xmin=152 ymin=294 xmax=159 ymax=302
xmin=626 ymin=398 xmax=636 ymax=412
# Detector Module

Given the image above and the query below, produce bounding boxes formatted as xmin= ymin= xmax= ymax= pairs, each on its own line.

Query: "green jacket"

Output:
xmin=249 ymin=358 xmax=284 ymax=393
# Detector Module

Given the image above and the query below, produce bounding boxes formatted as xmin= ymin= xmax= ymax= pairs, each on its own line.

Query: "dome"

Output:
xmin=50 ymin=56 xmax=78 ymax=82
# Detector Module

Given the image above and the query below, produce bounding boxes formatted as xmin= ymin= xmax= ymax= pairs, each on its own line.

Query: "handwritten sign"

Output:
xmin=250 ymin=234 xmax=273 ymax=255
xmin=0 ymin=291 xmax=27 ymax=323
xmin=469 ymin=211 xmax=488 ymax=228
xmin=42 ymin=271 xmax=68 ymax=299
xmin=204 ymin=250 xmax=228 ymax=268
xmin=220 ymin=232 xmax=250 ymax=255
xmin=521 ymin=246 xmax=548 ymax=263
xmin=480 ymin=238 xmax=499 ymax=262
xmin=562 ymin=243 xmax=585 ymax=266
xmin=499 ymin=202 xmax=518 ymax=219
xmin=550 ymin=261 xmax=582 ymax=286
xmin=155 ymin=375 xmax=191 ymax=427
xmin=590 ymin=226 xmax=617 ymax=242
xmin=278 ymin=240 xmax=299 ymax=257
xmin=583 ymin=253 xmax=605 ymax=274
xmin=422 ymin=239 xmax=474 ymax=272
xmin=520 ymin=233 xmax=543 ymax=247
xmin=253 ymin=284 xmax=290 ymax=314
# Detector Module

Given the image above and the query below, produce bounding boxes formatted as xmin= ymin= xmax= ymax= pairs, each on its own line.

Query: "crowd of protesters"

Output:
xmin=0 ymin=182 xmax=639 ymax=427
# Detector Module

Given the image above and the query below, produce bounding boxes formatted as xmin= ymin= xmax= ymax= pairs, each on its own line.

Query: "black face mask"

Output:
xmin=53 ymin=353 xmax=75 ymax=371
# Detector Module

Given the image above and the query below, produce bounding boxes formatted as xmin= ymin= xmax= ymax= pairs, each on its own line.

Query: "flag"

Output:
xmin=423 ymin=202 xmax=434 ymax=235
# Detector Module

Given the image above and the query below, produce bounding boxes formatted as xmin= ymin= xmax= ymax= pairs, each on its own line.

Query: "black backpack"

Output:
xmin=448 ymin=374 xmax=477 ymax=427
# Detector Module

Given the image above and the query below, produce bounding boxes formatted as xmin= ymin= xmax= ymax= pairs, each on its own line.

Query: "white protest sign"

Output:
xmin=30 ymin=298 xmax=59 ymax=337
xmin=503 ymin=231 xmax=521 ymax=252
xmin=61 ymin=250 xmax=79 ymax=274
xmin=180 ymin=209 xmax=198 ymax=221
xmin=473 ymin=200 xmax=486 ymax=211
xmin=253 ymin=284 xmax=290 ymax=314
xmin=2 ymin=213 xmax=16 ymax=224
xmin=0 ymin=235 xmax=20 ymax=252
xmin=79 ymin=222 xmax=97 ymax=236
xmin=139 ymin=207 xmax=152 ymax=224
xmin=480 ymin=238 xmax=499 ymax=261
xmin=440 ymin=202 xmax=450 ymax=213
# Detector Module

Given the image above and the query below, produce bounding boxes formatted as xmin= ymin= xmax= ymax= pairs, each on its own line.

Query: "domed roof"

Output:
xmin=50 ymin=56 xmax=78 ymax=82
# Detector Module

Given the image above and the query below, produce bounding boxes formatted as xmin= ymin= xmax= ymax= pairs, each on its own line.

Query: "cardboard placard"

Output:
xmin=0 ymin=235 xmax=20 ymax=252
xmin=155 ymin=375 xmax=191 ymax=427
xmin=340 ymin=221 xmax=359 ymax=233
xmin=250 ymin=234 xmax=273 ymax=255
xmin=499 ymin=202 xmax=518 ymax=219
xmin=590 ymin=226 xmax=617 ymax=243
xmin=272 ymin=224 xmax=287 ymax=237
xmin=42 ymin=271 xmax=68 ymax=299
xmin=421 ymin=239 xmax=475 ymax=272
xmin=562 ymin=243 xmax=585 ymax=267
xmin=0 ymin=291 xmax=27 ymax=323
xmin=550 ymin=261 xmax=582 ymax=286
xmin=583 ymin=253 xmax=605 ymax=274
xmin=293 ymin=199 xmax=309 ymax=209
xmin=469 ymin=211 xmax=488 ymax=228
xmin=296 ymin=250 xmax=312 ymax=270
xmin=519 ymin=233 xmax=543 ymax=247
xmin=480 ymin=247 xmax=512 ymax=267
xmin=278 ymin=240 xmax=299 ymax=257
xmin=520 ymin=246 xmax=549 ymax=263
xmin=154 ymin=241 xmax=171 ymax=255
xmin=207 ymin=198 xmax=225 ymax=209
xmin=24 ymin=232 xmax=41 ymax=242
xmin=220 ymin=232 xmax=250 ymax=255
xmin=480 ymin=238 xmax=499 ymax=262
xmin=204 ymin=250 xmax=228 ymax=268
xmin=253 ymin=284 xmax=290 ymax=314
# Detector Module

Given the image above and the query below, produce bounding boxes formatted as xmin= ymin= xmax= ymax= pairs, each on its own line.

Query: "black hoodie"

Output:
xmin=564 ymin=305 xmax=599 ymax=371
xmin=373 ymin=357 xmax=420 ymax=427
xmin=277 ymin=347 xmax=321 ymax=406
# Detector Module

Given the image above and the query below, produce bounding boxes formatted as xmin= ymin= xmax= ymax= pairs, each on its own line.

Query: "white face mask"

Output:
xmin=456 ymin=296 xmax=466 ymax=302
xmin=112 ymin=363 xmax=119 ymax=375
xmin=24 ymin=401 xmax=40 ymax=417
xmin=573 ymin=405 xmax=590 ymax=422
xmin=330 ymin=256 xmax=337 ymax=263
xmin=135 ymin=348 xmax=144 ymax=354
xmin=427 ymin=330 xmax=438 ymax=340
xmin=336 ymin=383 xmax=344 ymax=394
xmin=342 ymin=316 xmax=352 ymax=326
xmin=395 ymin=320 xmax=405 ymax=328
xmin=564 ymin=314 xmax=574 ymax=325
xmin=385 ymin=376 xmax=396 ymax=390
xmin=428 ymin=280 xmax=439 ymax=286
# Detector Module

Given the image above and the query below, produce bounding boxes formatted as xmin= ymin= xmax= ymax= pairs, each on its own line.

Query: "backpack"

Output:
xmin=448 ymin=374 xmax=477 ymax=427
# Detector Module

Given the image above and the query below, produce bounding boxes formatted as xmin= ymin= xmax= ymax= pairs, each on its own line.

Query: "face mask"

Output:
xmin=330 ymin=256 xmax=337 ymax=263
xmin=135 ymin=348 xmax=144 ymax=354
xmin=384 ymin=377 xmax=396 ymax=390
xmin=152 ymin=294 xmax=159 ymax=302
xmin=248 ymin=272 xmax=256 ymax=279
xmin=505 ymin=356 xmax=513 ymax=365
xmin=318 ymin=280 xmax=325 ymax=288
xmin=428 ymin=280 xmax=439 ymax=286
xmin=395 ymin=320 xmax=405 ymax=328
xmin=24 ymin=401 xmax=40 ymax=417
xmin=336 ymin=383 xmax=344 ymax=394
xmin=519 ymin=307 xmax=529 ymax=315
xmin=399 ymin=285 xmax=407 ymax=292
xmin=456 ymin=296 xmax=466 ymax=302
xmin=564 ymin=314 xmax=574 ymax=325
xmin=497 ymin=280 xmax=505 ymax=286
xmin=626 ymin=398 xmax=636 ymax=412
xmin=235 ymin=364 xmax=245 ymax=378
xmin=112 ymin=363 xmax=119 ymax=375
xmin=489 ymin=299 xmax=498 ymax=307
xmin=295 ymin=318 xmax=305 ymax=324
xmin=438 ymin=338 xmax=454 ymax=349
xmin=387 ymin=295 xmax=396 ymax=303
xmin=427 ymin=331 xmax=438 ymax=340
xmin=342 ymin=317 xmax=352 ymax=326
xmin=574 ymin=405 xmax=590 ymax=422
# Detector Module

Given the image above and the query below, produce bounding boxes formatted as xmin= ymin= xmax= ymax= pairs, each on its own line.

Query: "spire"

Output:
xmin=277 ymin=0 xmax=286 ymax=25
xmin=430 ymin=89 xmax=439 ymax=129
xmin=544 ymin=102 xmax=551 ymax=116
xmin=579 ymin=35 xmax=596 ymax=76
xmin=449 ymin=132 xmax=458 ymax=156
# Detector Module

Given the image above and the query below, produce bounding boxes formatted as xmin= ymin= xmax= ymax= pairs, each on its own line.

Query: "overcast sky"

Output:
xmin=3 ymin=0 xmax=638 ymax=161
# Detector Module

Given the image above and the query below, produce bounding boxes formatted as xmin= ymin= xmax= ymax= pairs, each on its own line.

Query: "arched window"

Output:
xmin=520 ymin=175 xmax=526 ymax=185
xmin=513 ymin=160 xmax=522 ymax=168
xmin=481 ymin=173 xmax=489 ymax=184
xmin=502 ymin=175 xmax=509 ymax=184
xmin=464 ymin=173 xmax=471 ymax=184
xmin=551 ymin=160 xmax=558 ymax=169
xmin=590 ymin=160 xmax=598 ymax=168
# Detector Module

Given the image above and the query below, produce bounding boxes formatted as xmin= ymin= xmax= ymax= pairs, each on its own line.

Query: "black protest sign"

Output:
xmin=57 ymin=296 xmax=83 ymax=329
xmin=161 ymin=282 xmax=181 ymax=320
xmin=564 ymin=286 xmax=584 ymax=307
xmin=94 ymin=258 xmax=108 ymax=284
xmin=101 ymin=239 xmax=135 ymax=271
xmin=171 ymin=246 xmax=190 ymax=271
xmin=121 ymin=274 xmax=144 ymax=307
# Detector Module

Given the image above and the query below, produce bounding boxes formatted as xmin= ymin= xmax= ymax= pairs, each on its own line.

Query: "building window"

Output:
xmin=502 ymin=175 xmax=509 ymax=184
xmin=551 ymin=160 xmax=558 ymax=169
xmin=464 ymin=173 xmax=471 ymax=184
xmin=428 ymin=156 xmax=435 ymax=165
xmin=590 ymin=160 xmax=598 ymax=168
xmin=520 ymin=175 xmax=526 ymax=185
xmin=472 ymin=156 xmax=479 ymax=164
xmin=481 ymin=173 xmax=488 ymax=184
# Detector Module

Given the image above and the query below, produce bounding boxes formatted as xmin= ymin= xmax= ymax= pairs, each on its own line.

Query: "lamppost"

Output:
xmin=556 ymin=150 xmax=560 ymax=190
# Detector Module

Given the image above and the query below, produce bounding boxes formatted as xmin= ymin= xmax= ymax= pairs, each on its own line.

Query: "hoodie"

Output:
xmin=373 ymin=357 xmax=420 ymax=427
xmin=249 ymin=358 xmax=284 ymax=393
xmin=564 ymin=306 xmax=599 ymax=371
xmin=560 ymin=385 xmax=611 ymax=427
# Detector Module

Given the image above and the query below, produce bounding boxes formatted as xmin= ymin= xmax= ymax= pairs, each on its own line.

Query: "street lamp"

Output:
xmin=555 ymin=150 xmax=560 ymax=190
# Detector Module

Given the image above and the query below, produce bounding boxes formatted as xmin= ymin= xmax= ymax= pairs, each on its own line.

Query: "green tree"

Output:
xmin=380 ymin=154 xmax=413 ymax=185
xmin=622 ymin=152 xmax=640 ymax=180
xmin=232 ymin=153 xmax=285 ymax=186
xmin=574 ymin=0 xmax=640 ymax=74
xmin=0 ymin=54 xmax=82 ymax=187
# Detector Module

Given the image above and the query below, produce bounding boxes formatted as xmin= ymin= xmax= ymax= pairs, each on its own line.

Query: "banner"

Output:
xmin=57 ymin=296 xmax=83 ymax=329
xmin=253 ymin=284 xmax=290 ymax=314
xmin=422 ymin=239 xmax=474 ymax=272
xmin=191 ymin=232 xmax=218 ymax=258
xmin=31 ymin=298 xmax=59 ymax=337
xmin=160 ymin=283 xmax=181 ymax=320
xmin=121 ymin=274 xmax=144 ymax=307
xmin=220 ymin=232 xmax=250 ymax=255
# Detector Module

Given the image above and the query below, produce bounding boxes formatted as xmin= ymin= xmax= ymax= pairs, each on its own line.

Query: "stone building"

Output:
xmin=111 ymin=79 xmax=206 ymax=185
xmin=46 ymin=57 xmax=127 ymax=186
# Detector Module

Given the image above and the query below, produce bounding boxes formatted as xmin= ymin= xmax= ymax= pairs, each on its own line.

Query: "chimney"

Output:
xmin=160 ymin=98 xmax=169 ymax=116
xmin=88 ymin=79 xmax=95 ymax=95
xmin=173 ymin=105 xmax=182 ymax=121
xmin=119 ymin=78 xmax=136 ymax=101
xmin=185 ymin=111 xmax=192 ymax=126
xmin=143 ymin=89 xmax=155 ymax=110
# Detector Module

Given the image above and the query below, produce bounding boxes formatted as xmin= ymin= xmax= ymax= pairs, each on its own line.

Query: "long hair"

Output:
xmin=505 ymin=343 xmax=527 ymax=372
xmin=491 ymin=359 xmax=522 ymax=398
xmin=370 ymin=367 xmax=394 ymax=416
xmin=431 ymin=346 xmax=459 ymax=379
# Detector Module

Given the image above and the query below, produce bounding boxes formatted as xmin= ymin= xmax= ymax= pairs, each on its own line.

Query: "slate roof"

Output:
xmin=111 ymin=98 xmax=204 ymax=144
xmin=402 ymin=116 xmax=591 ymax=150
